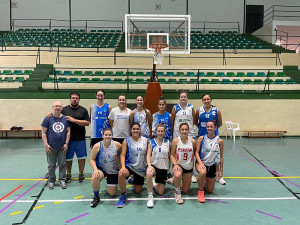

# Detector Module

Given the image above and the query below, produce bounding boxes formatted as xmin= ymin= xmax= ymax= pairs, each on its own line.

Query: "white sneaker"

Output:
xmin=216 ymin=177 xmax=226 ymax=185
xmin=166 ymin=176 xmax=174 ymax=185
xmin=152 ymin=178 xmax=157 ymax=188
xmin=191 ymin=175 xmax=197 ymax=183
xmin=147 ymin=195 xmax=154 ymax=208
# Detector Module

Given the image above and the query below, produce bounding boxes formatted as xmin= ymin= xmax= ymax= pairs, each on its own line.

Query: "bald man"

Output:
xmin=41 ymin=101 xmax=71 ymax=190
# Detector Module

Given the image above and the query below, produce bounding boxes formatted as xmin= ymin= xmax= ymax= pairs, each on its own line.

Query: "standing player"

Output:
xmin=90 ymin=128 xmax=122 ymax=208
xmin=129 ymin=95 xmax=152 ymax=139
xmin=146 ymin=123 xmax=170 ymax=208
xmin=170 ymin=123 xmax=196 ymax=204
xmin=109 ymin=94 xmax=131 ymax=144
xmin=195 ymin=120 xmax=224 ymax=202
xmin=152 ymin=96 xmax=172 ymax=141
xmin=63 ymin=92 xmax=90 ymax=183
xmin=90 ymin=90 xmax=111 ymax=148
xmin=195 ymin=94 xmax=225 ymax=185
xmin=117 ymin=123 xmax=148 ymax=208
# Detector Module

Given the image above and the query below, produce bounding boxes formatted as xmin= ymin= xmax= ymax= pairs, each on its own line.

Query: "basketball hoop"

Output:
xmin=150 ymin=43 xmax=168 ymax=65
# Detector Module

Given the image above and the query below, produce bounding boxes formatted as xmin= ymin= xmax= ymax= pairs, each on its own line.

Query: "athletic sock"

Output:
xmin=148 ymin=192 xmax=153 ymax=196
xmin=175 ymin=187 xmax=181 ymax=194
xmin=93 ymin=190 xmax=100 ymax=197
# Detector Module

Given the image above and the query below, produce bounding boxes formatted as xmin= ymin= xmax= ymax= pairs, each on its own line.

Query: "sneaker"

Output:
xmin=152 ymin=178 xmax=157 ymax=188
xmin=175 ymin=192 xmax=184 ymax=204
xmin=128 ymin=175 xmax=134 ymax=185
xmin=166 ymin=173 xmax=174 ymax=185
xmin=79 ymin=173 xmax=85 ymax=183
xmin=117 ymin=194 xmax=127 ymax=208
xmin=216 ymin=177 xmax=226 ymax=185
xmin=198 ymin=190 xmax=205 ymax=203
xmin=90 ymin=195 xmax=100 ymax=208
xmin=66 ymin=173 xmax=72 ymax=183
xmin=147 ymin=194 xmax=154 ymax=208
xmin=48 ymin=182 xmax=55 ymax=190
xmin=191 ymin=175 xmax=197 ymax=183
xmin=59 ymin=181 xmax=67 ymax=189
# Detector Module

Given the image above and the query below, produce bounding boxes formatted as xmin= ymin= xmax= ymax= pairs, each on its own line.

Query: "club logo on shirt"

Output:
xmin=205 ymin=114 xmax=210 ymax=118
xmin=52 ymin=122 xmax=65 ymax=133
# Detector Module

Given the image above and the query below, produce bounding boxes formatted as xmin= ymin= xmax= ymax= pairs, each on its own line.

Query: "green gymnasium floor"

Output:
xmin=1 ymin=137 xmax=300 ymax=225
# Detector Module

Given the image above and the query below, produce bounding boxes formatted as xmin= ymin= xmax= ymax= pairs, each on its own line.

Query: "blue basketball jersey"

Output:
xmin=152 ymin=111 xmax=172 ymax=140
xmin=95 ymin=141 xmax=118 ymax=174
xmin=90 ymin=103 xmax=110 ymax=138
xmin=197 ymin=106 xmax=219 ymax=137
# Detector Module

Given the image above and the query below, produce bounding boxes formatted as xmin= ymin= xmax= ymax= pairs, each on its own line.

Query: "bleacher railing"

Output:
xmin=263 ymin=5 xmax=300 ymax=25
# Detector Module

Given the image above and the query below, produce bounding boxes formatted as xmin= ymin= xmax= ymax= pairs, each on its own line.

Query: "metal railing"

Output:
xmin=264 ymin=5 xmax=300 ymax=25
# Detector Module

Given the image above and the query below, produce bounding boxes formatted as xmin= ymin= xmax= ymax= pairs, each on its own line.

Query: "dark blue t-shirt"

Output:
xmin=41 ymin=115 xmax=71 ymax=149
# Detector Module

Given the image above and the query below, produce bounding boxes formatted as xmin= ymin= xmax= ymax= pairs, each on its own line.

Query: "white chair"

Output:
xmin=225 ymin=121 xmax=242 ymax=141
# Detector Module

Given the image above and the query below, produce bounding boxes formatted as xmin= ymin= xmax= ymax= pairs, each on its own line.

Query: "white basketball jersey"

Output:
xmin=173 ymin=104 xmax=195 ymax=138
xmin=199 ymin=135 xmax=220 ymax=166
xmin=176 ymin=137 xmax=194 ymax=170
xmin=150 ymin=138 xmax=170 ymax=170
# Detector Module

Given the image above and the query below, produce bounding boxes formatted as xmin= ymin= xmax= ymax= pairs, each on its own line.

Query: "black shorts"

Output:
xmin=126 ymin=166 xmax=145 ymax=186
xmin=178 ymin=165 xmax=193 ymax=174
xmin=98 ymin=168 xmax=118 ymax=185
xmin=153 ymin=166 xmax=168 ymax=185
xmin=113 ymin=138 xmax=125 ymax=144
xmin=90 ymin=138 xmax=103 ymax=149
xmin=205 ymin=164 xmax=217 ymax=178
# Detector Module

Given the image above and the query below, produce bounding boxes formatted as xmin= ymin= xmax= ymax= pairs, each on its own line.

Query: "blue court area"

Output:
xmin=1 ymin=138 xmax=300 ymax=225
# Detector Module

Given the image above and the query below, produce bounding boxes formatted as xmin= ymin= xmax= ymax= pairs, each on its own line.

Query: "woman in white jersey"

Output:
xmin=170 ymin=123 xmax=196 ymax=204
xmin=90 ymin=90 xmax=112 ymax=148
xmin=108 ymin=94 xmax=131 ymax=144
xmin=129 ymin=95 xmax=152 ymax=139
xmin=195 ymin=94 xmax=225 ymax=185
xmin=90 ymin=128 xmax=122 ymax=208
xmin=195 ymin=120 xmax=224 ymax=203
xmin=146 ymin=123 xmax=170 ymax=208
xmin=117 ymin=122 xmax=148 ymax=208
xmin=171 ymin=91 xmax=196 ymax=139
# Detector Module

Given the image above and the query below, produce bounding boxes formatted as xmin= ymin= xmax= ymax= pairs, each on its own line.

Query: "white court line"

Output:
xmin=0 ymin=197 xmax=297 ymax=203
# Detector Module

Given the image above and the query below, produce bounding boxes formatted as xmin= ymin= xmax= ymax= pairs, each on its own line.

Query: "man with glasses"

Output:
xmin=62 ymin=92 xmax=90 ymax=183
xmin=41 ymin=101 xmax=71 ymax=189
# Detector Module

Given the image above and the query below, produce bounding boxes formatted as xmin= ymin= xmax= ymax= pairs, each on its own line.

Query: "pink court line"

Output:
xmin=65 ymin=212 xmax=89 ymax=223
xmin=0 ymin=185 xmax=23 ymax=202
xmin=0 ymin=176 xmax=46 ymax=214
xmin=256 ymin=210 xmax=282 ymax=220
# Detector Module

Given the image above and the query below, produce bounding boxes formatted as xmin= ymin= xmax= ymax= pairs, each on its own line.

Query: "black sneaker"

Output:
xmin=79 ymin=173 xmax=85 ymax=183
xmin=90 ymin=196 xmax=100 ymax=208
xmin=66 ymin=173 xmax=72 ymax=183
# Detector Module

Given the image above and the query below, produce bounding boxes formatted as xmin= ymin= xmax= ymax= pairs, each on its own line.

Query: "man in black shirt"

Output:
xmin=62 ymin=92 xmax=90 ymax=183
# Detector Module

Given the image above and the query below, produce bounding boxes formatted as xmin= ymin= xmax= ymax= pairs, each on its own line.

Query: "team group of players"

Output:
xmin=89 ymin=90 xmax=224 ymax=208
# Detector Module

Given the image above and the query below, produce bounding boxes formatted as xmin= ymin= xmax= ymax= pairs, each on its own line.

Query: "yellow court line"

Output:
xmin=33 ymin=205 xmax=45 ymax=210
xmin=126 ymin=185 xmax=133 ymax=188
xmin=10 ymin=211 xmax=23 ymax=216
xmin=54 ymin=201 xmax=63 ymax=204
xmin=74 ymin=195 xmax=84 ymax=199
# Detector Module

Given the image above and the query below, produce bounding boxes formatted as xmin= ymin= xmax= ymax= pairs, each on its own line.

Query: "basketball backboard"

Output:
xmin=125 ymin=14 xmax=191 ymax=54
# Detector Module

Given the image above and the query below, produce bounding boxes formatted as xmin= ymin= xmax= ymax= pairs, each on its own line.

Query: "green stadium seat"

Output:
xmin=247 ymin=72 xmax=255 ymax=77
xmin=168 ymin=78 xmax=177 ymax=84
xmin=226 ymin=72 xmax=235 ymax=77
xmin=13 ymin=70 xmax=23 ymax=75
xmin=15 ymin=77 xmax=25 ymax=82
xmin=115 ymin=71 xmax=124 ymax=76
xmin=190 ymin=79 xmax=198 ymax=84
xmin=178 ymin=78 xmax=187 ymax=84
xmin=58 ymin=77 xmax=67 ymax=83
xmin=105 ymin=71 xmax=114 ymax=76
xmin=166 ymin=72 xmax=175 ymax=77
xmin=158 ymin=78 xmax=167 ymax=83
xmin=4 ymin=77 xmax=13 ymax=82
xmin=285 ymin=79 xmax=295 ymax=84
xmin=237 ymin=72 xmax=246 ymax=77
xmin=256 ymin=72 xmax=266 ymax=77
xmin=91 ymin=78 xmax=101 ymax=83
xmin=264 ymin=78 xmax=274 ymax=84
xmin=275 ymin=79 xmax=284 ymax=85
xmin=243 ymin=79 xmax=252 ymax=84
xmin=187 ymin=72 xmax=196 ymax=77
xmin=200 ymin=79 xmax=209 ymax=84
xmin=277 ymin=72 xmax=286 ymax=77
xmin=54 ymin=70 xmax=62 ymax=75
xmin=102 ymin=78 xmax=112 ymax=83
xmin=135 ymin=78 xmax=145 ymax=84
xmin=232 ymin=79 xmax=242 ymax=84
xmin=268 ymin=72 xmax=276 ymax=77
xmin=45 ymin=77 xmax=54 ymax=82
xmin=80 ymin=78 xmax=90 ymax=83
xmin=63 ymin=71 xmax=72 ymax=75
xmin=69 ymin=78 xmax=79 ymax=83
xmin=126 ymin=72 xmax=134 ymax=77
xmin=95 ymin=71 xmax=104 ymax=76
xmin=156 ymin=72 xmax=165 ymax=77
xmin=146 ymin=72 xmax=152 ymax=76
xmin=3 ymin=70 xmax=12 ymax=75
xmin=176 ymin=72 xmax=185 ymax=76
xmin=124 ymin=78 xmax=134 ymax=84
xmin=221 ymin=79 xmax=230 ymax=84
xmin=113 ymin=78 xmax=123 ymax=83
xmin=211 ymin=79 xmax=221 ymax=84
xmin=73 ymin=71 xmax=83 ymax=76
xmin=217 ymin=72 xmax=225 ymax=77
xmin=254 ymin=79 xmax=263 ymax=84
xmin=206 ymin=72 xmax=215 ymax=77
xmin=84 ymin=71 xmax=93 ymax=76
xmin=136 ymin=72 xmax=145 ymax=76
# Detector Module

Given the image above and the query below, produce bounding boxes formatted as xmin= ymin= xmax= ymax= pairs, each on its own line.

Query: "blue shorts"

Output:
xmin=66 ymin=140 xmax=87 ymax=160
xmin=98 ymin=168 xmax=118 ymax=186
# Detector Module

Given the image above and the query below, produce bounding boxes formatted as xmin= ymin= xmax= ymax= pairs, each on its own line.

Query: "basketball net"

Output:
xmin=150 ymin=43 xmax=168 ymax=65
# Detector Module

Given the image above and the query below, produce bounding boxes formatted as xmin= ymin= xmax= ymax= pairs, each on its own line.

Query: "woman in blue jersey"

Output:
xmin=171 ymin=91 xmax=196 ymax=139
xmin=117 ymin=122 xmax=148 ymax=208
xmin=145 ymin=123 xmax=170 ymax=208
xmin=195 ymin=120 xmax=224 ymax=203
xmin=152 ymin=96 xmax=172 ymax=140
xmin=90 ymin=128 xmax=122 ymax=208
xmin=90 ymin=90 xmax=112 ymax=148
xmin=129 ymin=95 xmax=152 ymax=139
xmin=195 ymin=94 xmax=225 ymax=185
xmin=170 ymin=123 xmax=196 ymax=204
